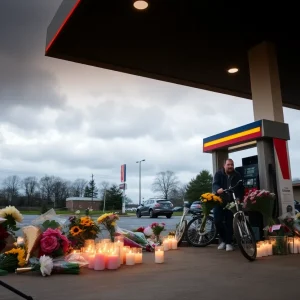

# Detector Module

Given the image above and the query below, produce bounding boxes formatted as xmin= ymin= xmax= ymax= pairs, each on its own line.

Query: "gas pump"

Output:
xmin=236 ymin=155 xmax=263 ymax=240
xmin=203 ymin=119 xmax=295 ymax=241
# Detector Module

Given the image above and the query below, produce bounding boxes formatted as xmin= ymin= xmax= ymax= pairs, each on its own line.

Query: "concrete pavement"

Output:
xmin=1 ymin=246 xmax=299 ymax=300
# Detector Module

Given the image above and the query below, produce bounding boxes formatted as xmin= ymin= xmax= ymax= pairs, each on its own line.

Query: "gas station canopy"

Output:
xmin=46 ymin=0 xmax=300 ymax=109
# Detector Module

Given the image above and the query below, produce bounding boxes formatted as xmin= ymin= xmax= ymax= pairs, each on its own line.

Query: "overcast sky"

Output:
xmin=1 ymin=1 xmax=300 ymax=203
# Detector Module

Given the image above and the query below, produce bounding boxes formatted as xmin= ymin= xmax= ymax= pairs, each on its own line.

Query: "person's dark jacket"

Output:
xmin=212 ymin=168 xmax=244 ymax=206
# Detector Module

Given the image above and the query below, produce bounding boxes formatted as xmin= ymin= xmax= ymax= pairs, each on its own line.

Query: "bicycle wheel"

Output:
xmin=175 ymin=220 xmax=187 ymax=246
xmin=233 ymin=212 xmax=257 ymax=261
xmin=186 ymin=216 xmax=217 ymax=247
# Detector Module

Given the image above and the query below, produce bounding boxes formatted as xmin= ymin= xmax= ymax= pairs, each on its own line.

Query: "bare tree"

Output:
xmin=2 ymin=175 xmax=21 ymax=202
xmin=152 ymin=171 xmax=180 ymax=200
xmin=39 ymin=175 xmax=56 ymax=202
xmin=71 ymin=179 xmax=88 ymax=197
xmin=52 ymin=177 xmax=71 ymax=208
xmin=99 ymin=181 xmax=110 ymax=200
xmin=23 ymin=176 xmax=39 ymax=206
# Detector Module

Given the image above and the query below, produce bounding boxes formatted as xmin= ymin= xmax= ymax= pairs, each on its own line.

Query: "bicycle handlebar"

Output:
xmin=222 ymin=179 xmax=243 ymax=194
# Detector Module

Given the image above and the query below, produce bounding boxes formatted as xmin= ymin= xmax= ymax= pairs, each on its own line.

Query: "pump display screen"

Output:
xmin=244 ymin=166 xmax=257 ymax=178
xmin=243 ymin=164 xmax=258 ymax=188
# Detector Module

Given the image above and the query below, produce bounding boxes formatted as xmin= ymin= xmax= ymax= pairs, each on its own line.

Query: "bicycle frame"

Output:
xmin=231 ymin=189 xmax=252 ymax=240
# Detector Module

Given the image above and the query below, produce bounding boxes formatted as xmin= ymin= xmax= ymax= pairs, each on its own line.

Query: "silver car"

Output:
xmin=136 ymin=198 xmax=173 ymax=218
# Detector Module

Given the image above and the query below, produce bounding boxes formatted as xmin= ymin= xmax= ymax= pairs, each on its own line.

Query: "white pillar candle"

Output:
xmin=168 ymin=238 xmax=172 ymax=249
xmin=114 ymin=241 xmax=124 ymax=265
xmin=107 ymin=253 xmax=119 ymax=270
xmin=135 ymin=249 xmax=143 ymax=264
xmin=94 ymin=252 xmax=106 ymax=271
xmin=171 ymin=238 xmax=178 ymax=250
xmin=88 ymin=254 xmax=95 ymax=269
xmin=155 ymin=246 xmax=164 ymax=264
xmin=163 ymin=239 xmax=169 ymax=251
xmin=126 ymin=250 xmax=135 ymax=266
xmin=256 ymin=244 xmax=262 ymax=258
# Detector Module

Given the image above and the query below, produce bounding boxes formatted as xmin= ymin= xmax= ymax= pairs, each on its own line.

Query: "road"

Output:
xmin=17 ymin=215 xmax=187 ymax=236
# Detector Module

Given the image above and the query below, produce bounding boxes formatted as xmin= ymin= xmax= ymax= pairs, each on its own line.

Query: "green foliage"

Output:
xmin=42 ymin=220 xmax=61 ymax=230
xmin=105 ymin=184 xmax=123 ymax=210
xmin=185 ymin=170 xmax=213 ymax=202
xmin=84 ymin=179 xmax=98 ymax=198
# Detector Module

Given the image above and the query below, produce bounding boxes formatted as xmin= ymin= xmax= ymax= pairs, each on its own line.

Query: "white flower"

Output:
xmin=143 ymin=226 xmax=153 ymax=237
xmin=75 ymin=210 xmax=80 ymax=214
xmin=0 ymin=206 xmax=23 ymax=222
xmin=39 ymin=255 xmax=53 ymax=277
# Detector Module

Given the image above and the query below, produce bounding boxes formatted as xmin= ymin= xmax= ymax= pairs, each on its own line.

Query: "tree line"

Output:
xmin=0 ymin=175 xmax=130 ymax=211
xmin=151 ymin=169 xmax=213 ymax=205
xmin=0 ymin=169 xmax=213 ymax=210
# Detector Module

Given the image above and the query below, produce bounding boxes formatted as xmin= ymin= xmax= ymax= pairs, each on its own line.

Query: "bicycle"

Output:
xmin=223 ymin=180 xmax=257 ymax=261
xmin=185 ymin=210 xmax=217 ymax=247
xmin=175 ymin=204 xmax=189 ymax=246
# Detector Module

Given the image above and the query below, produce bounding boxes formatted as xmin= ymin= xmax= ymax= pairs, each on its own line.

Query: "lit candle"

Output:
xmin=123 ymin=246 xmax=130 ymax=264
xmin=155 ymin=246 xmax=164 ymax=264
xmin=94 ymin=251 xmax=106 ymax=271
xmin=126 ymin=249 xmax=135 ymax=266
xmin=162 ymin=238 xmax=169 ymax=251
xmin=168 ymin=237 xmax=172 ymax=249
xmin=114 ymin=237 xmax=124 ymax=265
xmin=256 ymin=243 xmax=262 ymax=258
xmin=171 ymin=238 xmax=178 ymax=250
xmin=88 ymin=253 xmax=95 ymax=269
xmin=107 ymin=252 xmax=119 ymax=270
xmin=135 ymin=248 xmax=143 ymax=264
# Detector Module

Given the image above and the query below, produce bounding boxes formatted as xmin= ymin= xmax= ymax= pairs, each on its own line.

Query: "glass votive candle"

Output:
xmin=135 ymin=248 xmax=143 ymax=264
xmin=162 ymin=237 xmax=169 ymax=251
xmin=84 ymin=239 xmax=95 ymax=248
xmin=126 ymin=248 xmax=135 ymax=266
xmin=155 ymin=246 xmax=164 ymax=264
xmin=123 ymin=246 xmax=130 ymax=264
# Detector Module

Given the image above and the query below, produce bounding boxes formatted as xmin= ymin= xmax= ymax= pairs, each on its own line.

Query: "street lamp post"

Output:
xmin=136 ymin=159 xmax=145 ymax=206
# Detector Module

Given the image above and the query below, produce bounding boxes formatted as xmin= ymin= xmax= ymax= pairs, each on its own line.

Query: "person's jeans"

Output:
xmin=213 ymin=205 xmax=233 ymax=244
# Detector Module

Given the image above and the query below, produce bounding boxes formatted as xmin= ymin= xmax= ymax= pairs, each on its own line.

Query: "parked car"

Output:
xmin=136 ymin=199 xmax=173 ymax=218
xmin=189 ymin=201 xmax=202 ymax=214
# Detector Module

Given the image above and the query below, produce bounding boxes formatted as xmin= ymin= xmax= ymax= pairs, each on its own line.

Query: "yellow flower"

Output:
xmin=111 ymin=222 xmax=116 ymax=227
xmin=5 ymin=248 xmax=26 ymax=267
xmin=0 ymin=205 xmax=23 ymax=223
xmin=80 ymin=217 xmax=94 ymax=227
xmin=70 ymin=226 xmax=83 ymax=236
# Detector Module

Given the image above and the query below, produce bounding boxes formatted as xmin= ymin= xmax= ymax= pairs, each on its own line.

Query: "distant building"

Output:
xmin=66 ymin=197 xmax=102 ymax=211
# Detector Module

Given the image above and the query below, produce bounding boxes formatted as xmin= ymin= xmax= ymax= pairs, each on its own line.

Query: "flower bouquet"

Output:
xmin=243 ymin=189 xmax=276 ymax=226
xmin=200 ymin=193 xmax=222 ymax=233
xmin=97 ymin=213 xmax=119 ymax=242
xmin=39 ymin=228 xmax=70 ymax=258
xmin=150 ymin=222 xmax=165 ymax=243
xmin=116 ymin=227 xmax=147 ymax=248
xmin=15 ymin=255 xmax=81 ymax=276
xmin=67 ymin=216 xmax=100 ymax=249
xmin=279 ymin=212 xmax=300 ymax=237
xmin=0 ymin=206 xmax=23 ymax=252
xmin=0 ymin=247 xmax=26 ymax=272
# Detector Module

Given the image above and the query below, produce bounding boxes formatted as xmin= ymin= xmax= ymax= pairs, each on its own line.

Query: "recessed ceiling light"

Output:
xmin=227 ymin=68 xmax=239 ymax=74
xmin=133 ymin=0 xmax=149 ymax=10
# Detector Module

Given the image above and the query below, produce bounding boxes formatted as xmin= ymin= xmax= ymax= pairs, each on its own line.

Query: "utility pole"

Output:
xmin=103 ymin=189 xmax=106 ymax=213
xmin=91 ymin=174 xmax=94 ymax=209
xmin=136 ymin=159 xmax=145 ymax=206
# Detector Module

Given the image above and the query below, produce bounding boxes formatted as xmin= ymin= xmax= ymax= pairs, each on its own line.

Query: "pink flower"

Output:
xmin=60 ymin=234 xmax=70 ymax=253
xmin=251 ymin=200 xmax=257 ymax=204
xmin=40 ymin=235 xmax=59 ymax=254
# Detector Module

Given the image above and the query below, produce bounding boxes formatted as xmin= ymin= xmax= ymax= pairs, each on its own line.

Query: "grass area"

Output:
xmin=20 ymin=210 xmax=136 ymax=216
xmin=20 ymin=210 xmax=183 ymax=217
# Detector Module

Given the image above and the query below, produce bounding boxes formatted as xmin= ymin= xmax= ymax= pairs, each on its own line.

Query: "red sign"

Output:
xmin=121 ymin=164 xmax=126 ymax=183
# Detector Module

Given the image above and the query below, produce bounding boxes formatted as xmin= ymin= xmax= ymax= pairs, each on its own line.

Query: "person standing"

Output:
xmin=212 ymin=158 xmax=244 ymax=251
